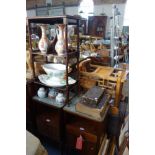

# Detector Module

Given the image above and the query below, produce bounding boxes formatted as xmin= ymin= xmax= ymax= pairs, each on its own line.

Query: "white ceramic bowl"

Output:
xmin=42 ymin=63 xmax=66 ymax=79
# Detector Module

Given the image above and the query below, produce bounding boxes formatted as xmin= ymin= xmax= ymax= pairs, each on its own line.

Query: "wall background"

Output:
xmin=26 ymin=1 xmax=127 ymax=36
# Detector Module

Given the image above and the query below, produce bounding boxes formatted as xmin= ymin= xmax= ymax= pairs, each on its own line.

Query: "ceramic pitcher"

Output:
xmin=38 ymin=24 xmax=56 ymax=54
xmin=55 ymin=24 xmax=66 ymax=56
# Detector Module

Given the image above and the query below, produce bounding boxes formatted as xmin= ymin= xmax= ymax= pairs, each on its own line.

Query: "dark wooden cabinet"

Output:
xmin=32 ymin=96 xmax=65 ymax=143
xmin=88 ymin=16 xmax=107 ymax=38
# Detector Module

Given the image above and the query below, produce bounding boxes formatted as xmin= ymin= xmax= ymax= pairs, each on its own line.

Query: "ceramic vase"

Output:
xmin=38 ymin=24 xmax=49 ymax=54
xmin=37 ymin=87 xmax=46 ymax=98
xmin=55 ymin=24 xmax=66 ymax=56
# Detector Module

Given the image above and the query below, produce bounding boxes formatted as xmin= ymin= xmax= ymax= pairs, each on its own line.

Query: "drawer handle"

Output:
xmin=45 ymin=118 xmax=51 ymax=122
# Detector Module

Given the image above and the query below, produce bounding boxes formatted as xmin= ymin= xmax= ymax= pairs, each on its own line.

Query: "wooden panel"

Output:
xmin=27 ymin=0 xmax=46 ymax=9
xmin=26 ymin=0 xmax=36 ymax=9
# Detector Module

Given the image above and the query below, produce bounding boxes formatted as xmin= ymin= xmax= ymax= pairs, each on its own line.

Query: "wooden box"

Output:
xmin=80 ymin=86 xmax=105 ymax=108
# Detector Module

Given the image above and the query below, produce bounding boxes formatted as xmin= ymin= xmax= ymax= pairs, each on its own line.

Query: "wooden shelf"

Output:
xmin=32 ymin=51 xmax=79 ymax=58
xmin=27 ymin=15 xmax=81 ymax=149
xmin=33 ymin=91 xmax=76 ymax=109
xmin=32 ymin=52 xmax=45 ymax=55
xmin=27 ymin=15 xmax=80 ymax=25
xmin=27 ymin=15 xmax=81 ymax=108
xmin=27 ymin=15 xmax=82 ymax=21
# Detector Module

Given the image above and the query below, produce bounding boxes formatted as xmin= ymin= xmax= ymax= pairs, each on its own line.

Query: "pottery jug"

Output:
xmin=55 ymin=24 xmax=66 ymax=56
xmin=56 ymin=93 xmax=65 ymax=105
xmin=38 ymin=24 xmax=56 ymax=54
xmin=37 ymin=87 xmax=46 ymax=98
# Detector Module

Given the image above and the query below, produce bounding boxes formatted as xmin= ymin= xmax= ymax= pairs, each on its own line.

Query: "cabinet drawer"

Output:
xmin=66 ymin=129 xmax=97 ymax=155
xmin=36 ymin=113 xmax=60 ymax=141
xmin=66 ymin=124 xmax=97 ymax=143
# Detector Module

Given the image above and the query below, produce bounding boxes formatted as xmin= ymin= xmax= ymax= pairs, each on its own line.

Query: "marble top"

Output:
xmin=33 ymin=96 xmax=64 ymax=109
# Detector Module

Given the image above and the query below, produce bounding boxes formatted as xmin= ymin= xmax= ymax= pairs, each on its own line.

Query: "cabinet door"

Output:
xmin=35 ymin=103 xmax=61 ymax=142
